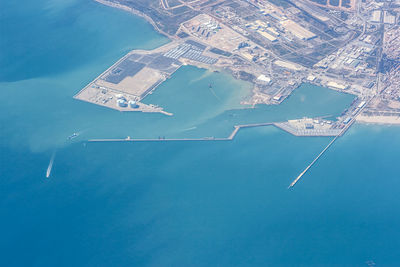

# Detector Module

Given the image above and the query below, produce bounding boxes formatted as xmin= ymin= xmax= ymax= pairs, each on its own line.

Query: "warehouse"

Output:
xmin=280 ymin=20 xmax=316 ymax=40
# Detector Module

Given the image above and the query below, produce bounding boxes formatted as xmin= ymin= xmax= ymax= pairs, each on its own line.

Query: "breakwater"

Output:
xmin=88 ymin=122 xmax=275 ymax=142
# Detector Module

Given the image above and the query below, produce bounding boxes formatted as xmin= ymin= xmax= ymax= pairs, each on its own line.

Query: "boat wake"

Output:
xmin=182 ymin=126 xmax=197 ymax=132
xmin=46 ymin=150 xmax=56 ymax=178
xmin=208 ymin=86 xmax=220 ymax=101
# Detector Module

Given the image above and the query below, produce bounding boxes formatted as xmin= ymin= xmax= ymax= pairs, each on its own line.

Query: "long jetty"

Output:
xmin=87 ymin=120 xmax=355 ymax=145
xmin=87 ymin=117 xmax=360 ymax=190
xmin=288 ymin=76 xmax=380 ymax=188
xmin=288 ymin=134 xmax=340 ymax=189
xmin=88 ymin=122 xmax=274 ymax=143
xmin=287 ymin=113 xmax=361 ymax=189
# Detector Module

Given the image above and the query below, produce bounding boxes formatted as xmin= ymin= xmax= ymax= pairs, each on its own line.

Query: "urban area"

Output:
xmin=76 ymin=0 xmax=400 ymax=136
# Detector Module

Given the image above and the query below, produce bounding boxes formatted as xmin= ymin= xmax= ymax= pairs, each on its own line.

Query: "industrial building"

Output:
xmin=129 ymin=100 xmax=138 ymax=108
xmin=305 ymin=123 xmax=314 ymax=129
xmin=258 ymin=30 xmax=277 ymax=42
xmin=163 ymin=42 xmax=217 ymax=64
xmin=274 ymin=60 xmax=302 ymax=70
xmin=117 ymin=98 xmax=128 ymax=108
xmin=371 ymin=10 xmax=382 ymax=23
xmin=257 ymin=74 xmax=271 ymax=84
xmin=307 ymin=75 xmax=316 ymax=82
xmin=266 ymin=27 xmax=280 ymax=36
xmin=280 ymin=20 xmax=316 ymax=40
xmin=383 ymin=11 xmax=396 ymax=24
xmin=327 ymin=81 xmax=348 ymax=90
xmin=343 ymin=117 xmax=352 ymax=124
xmin=358 ymin=101 xmax=366 ymax=109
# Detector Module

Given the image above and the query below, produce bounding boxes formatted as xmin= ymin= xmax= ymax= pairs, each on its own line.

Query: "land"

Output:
xmin=357 ymin=115 xmax=400 ymax=125
xmin=74 ymin=41 xmax=184 ymax=115
xmin=306 ymin=0 xmax=357 ymax=11
xmin=77 ymin=0 xmax=400 ymax=128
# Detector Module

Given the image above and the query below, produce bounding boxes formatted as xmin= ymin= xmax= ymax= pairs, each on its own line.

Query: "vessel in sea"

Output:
xmin=68 ymin=132 xmax=79 ymax=140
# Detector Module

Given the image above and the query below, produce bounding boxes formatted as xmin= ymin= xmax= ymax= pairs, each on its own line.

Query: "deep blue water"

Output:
xmin=1 ymin=0 xmax=400 ymax=266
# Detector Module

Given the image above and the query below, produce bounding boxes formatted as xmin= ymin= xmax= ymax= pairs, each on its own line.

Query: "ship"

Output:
xmin=67 ymin=132 xmax=79 ymax=140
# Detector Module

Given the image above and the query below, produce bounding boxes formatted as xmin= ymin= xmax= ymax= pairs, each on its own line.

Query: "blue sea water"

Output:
xmin=1 ymin=0 xmax=400 ymax=266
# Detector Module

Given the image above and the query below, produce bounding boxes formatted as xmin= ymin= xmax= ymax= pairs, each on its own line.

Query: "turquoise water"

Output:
xmin=1 ymin=0 xmax=400 ymax=266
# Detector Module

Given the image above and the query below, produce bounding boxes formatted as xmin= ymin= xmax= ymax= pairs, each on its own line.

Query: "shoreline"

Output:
xmin=93 ymin=0 xmax=171 ymax=38
xmin=90 ymin=0 xmax=383 ymax=131
xmin=91 ymin=0 xmax=359 ymax=106
xmin=90 ymin=1 xmax=262 ymax=108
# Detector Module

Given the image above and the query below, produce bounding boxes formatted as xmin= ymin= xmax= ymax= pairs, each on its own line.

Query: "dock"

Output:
xmin=274 ymin=122 xmax=342 ymax=137
xmin=73 ymin=41 xmax=184 ymax=116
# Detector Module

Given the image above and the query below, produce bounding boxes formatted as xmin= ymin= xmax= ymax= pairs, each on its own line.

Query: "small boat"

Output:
xmin=68 ymin=132 xmax=79 ymax=140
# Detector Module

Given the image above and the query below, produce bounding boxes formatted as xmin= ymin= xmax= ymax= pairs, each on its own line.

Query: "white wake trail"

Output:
xmin=46 ymin=150 xmax=56 ymax=178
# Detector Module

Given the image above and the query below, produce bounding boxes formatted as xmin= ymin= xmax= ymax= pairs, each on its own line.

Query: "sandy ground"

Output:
xmin=96 ymin=67 xmax=164 ymax=98
xmin=356 ymin=115 xmax=400 ymax=125
xmin=182 ymin=14 xmax=247 ymax=53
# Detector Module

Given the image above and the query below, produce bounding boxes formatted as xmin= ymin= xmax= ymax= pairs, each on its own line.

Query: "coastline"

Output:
xmin=93 ymin=0 xmax=171 ymax=38
xmin=90 ymin=0 xmax=349 ymax=107
xmin=89 ymin=0 xmax=362 ymax=120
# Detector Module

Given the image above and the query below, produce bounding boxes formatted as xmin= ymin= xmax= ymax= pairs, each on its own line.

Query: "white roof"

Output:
xmin=257 ymin=75 xmax=271 ymax=82
xmin=307 ymin=75 xmax=316 ymax=81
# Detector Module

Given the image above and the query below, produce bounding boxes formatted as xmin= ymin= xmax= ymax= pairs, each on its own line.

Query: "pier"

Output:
xmin=87 ymin=117 xmax=359 ymax=190
xmin=87 ymin=119 xmax=355 ymax=144
xmin=287 ymin=113 xmax=360 ymax=188
xmin=89 ymin=137 xmax=229 ymax=142
xmin=287 ymin=78 xmax=378 ymax=188
xmin=88 ymin=122 xmax=274 ymax=143
xmin=288 ymin=133 xmax=340 ymax=189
